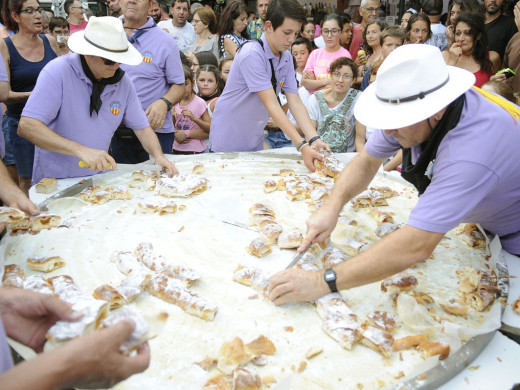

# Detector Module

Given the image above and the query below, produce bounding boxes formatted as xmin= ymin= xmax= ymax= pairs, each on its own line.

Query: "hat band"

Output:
xmin=84 ymin=35 xmax=129 ymax=53
xmin=377 ymin=76 xmax=449 ymax=105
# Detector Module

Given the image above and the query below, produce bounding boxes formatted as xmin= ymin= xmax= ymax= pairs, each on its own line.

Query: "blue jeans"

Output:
xmin=3 ymin=115 xmax=34 ymax=178
xmin=264 ymin=129 xmax=293 ymax=149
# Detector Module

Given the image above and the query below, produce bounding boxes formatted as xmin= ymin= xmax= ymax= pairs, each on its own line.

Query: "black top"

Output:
xmin=485 ymin=14 xmax=518 ymax=60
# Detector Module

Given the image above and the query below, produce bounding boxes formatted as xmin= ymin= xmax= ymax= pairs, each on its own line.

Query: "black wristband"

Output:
xmin=308 ymin=135 xmax=321 ymax=146
xmin=160 ymin=97 xmax=173 ymax=111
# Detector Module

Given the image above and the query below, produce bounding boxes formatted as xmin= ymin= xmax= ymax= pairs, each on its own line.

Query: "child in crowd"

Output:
xmin=291 ymin=37 xmax=313 ymax=84
xmin=197 ymin=65 xmax=221 ymax=117
xmin=218 ymin=56 xmax=234 ymax=89
xmin=172 ymin=66 xmax=211 ymax=154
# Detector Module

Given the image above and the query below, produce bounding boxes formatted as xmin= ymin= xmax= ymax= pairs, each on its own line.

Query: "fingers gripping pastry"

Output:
xmin=31 ymin=214 xmax=62 ymax=233
xmin=246 ymin=238 xmax=272 ymax=258
xmin=2 ymin=264 xmax=25 ymax=288
xmin=26 ymin=256 xmax=66 ymax=273
xmin=277 ymin=230 xmax=303 ymax=249
xmin=23 ymin=275 xmax=54 ymax=295
xmin=0 ymin=206 xmax=25 ymax=223
xmin=313 ymin=155 xmax=345 ymax=178
xmin=35 ymin=178 xmax=58 ymax=194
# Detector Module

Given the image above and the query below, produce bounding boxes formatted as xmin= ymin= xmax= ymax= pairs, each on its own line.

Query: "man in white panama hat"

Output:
xmin=18 ymin=16 xmax=177 ymax=183
xmin=268 ymin=44 xmax=520 ymax=304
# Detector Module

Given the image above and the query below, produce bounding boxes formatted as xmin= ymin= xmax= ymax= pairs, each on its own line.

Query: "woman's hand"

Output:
xmin=447 ymin=42 xmax=462 ymax=65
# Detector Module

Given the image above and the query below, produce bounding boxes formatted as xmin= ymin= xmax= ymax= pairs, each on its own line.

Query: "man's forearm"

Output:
xmin=163 ymin=83 xmax=184 ymax=106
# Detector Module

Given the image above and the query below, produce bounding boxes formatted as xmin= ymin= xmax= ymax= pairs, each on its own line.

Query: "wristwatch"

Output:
xmin=324 ymin=268 xmax=338 ymax=293
xmin=160 ymin=97 xmax=173 ymax=111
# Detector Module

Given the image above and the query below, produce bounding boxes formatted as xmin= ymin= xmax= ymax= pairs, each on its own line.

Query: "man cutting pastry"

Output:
xmin=268 ymin=44 xmax=520 ymax=304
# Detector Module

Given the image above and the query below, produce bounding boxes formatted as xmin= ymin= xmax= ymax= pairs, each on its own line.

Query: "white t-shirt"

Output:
xmin=314 ymin=35 xmax=325 ymax=48
xmin=157 ymin=20 xmax=197 ymax=53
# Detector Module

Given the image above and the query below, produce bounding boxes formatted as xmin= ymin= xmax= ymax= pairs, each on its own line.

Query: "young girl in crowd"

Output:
xmin=197 ymin=65 xmax=221 ymax=117
xmin=218 ymin=56 xmax=234 ymax=89
xmin=172 ymin=66 xmax=211 ymax=154
xmin=405 ymin=13 xmax=431 ymax=43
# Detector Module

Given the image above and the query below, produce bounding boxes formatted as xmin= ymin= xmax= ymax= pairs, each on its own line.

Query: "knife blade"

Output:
xmin=285 ymin=243 xmax=312 ymax=269
xmin=221 ymin=220 xmax=256 ymax=231
xmin=38 ymin=177 xmax=94 ymax=212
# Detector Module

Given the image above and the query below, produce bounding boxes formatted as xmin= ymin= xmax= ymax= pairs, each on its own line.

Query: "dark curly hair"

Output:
xmin=329 ymin=56 xmax=358 ymax=79
xmin=454 ymin=12 xmax=492 ymax=74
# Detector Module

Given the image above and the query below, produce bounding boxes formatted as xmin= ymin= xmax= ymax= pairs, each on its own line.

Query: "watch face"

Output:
xmin=325 ymin=269 xmax=335 ymax=282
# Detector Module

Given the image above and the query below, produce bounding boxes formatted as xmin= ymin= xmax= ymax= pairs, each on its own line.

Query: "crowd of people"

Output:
xmin=0 ymin=0 xmax=519 ymax=386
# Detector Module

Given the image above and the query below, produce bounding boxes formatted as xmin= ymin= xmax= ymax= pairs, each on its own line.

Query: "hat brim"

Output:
xmin=354 ymin=66 xmax=475 ymax=129
xmin=68 ymin=31 xmax=143 ymax=66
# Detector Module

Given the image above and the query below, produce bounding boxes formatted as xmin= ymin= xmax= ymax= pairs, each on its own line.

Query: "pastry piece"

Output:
xmin=48 ymin=275 xmax=85 ymax=303
xmin=305 ymin=346 xmax=323 ymax=359
xmin=132 ymin=170 xmax=157 ymax=182
xmin=26 ymin=256 xmax=66 ymax=273
xmin=353 ymin=190 xmax=388 ymax=209
xmin=285 ymin=186 xmax=307 ymax=201
xmin=245 ymin=335 xmax=276 ymax=357
xmin=315 ymin=293 xmax=361 ymax=350
xmin=110 ymin=186 xmax=131 ymax=200
xmin=513 ymin=297 xmax=520 ymax=314
xmin=370 ymin=186 xmax=398 ymax=198
xmin=277 ymin=230 xmax=303 ymax=249
xmin=263 ymin=180 xmax=277 ymax=193
xmin=321 ymin=247 xmax=347 ymax=269
xmin=366 ymin=311 xmax=397 ymax=333
xmin=458 ymin=223 xmax=486 ymax=249
xmin=381 ymin=273 xmax=418 ymax=294
xmin=309 ymin=186 xmax=329 ymax=202
xmin=23 ymin=275 xmax=54 ymax=295
xmin=110 ymin=251 xmax=143 ymax=275
xmin=247 ymin=238 xmax=272 ymax=258
xmin=417 ymin=341 xmax=450 ymax=360
xmin=192 ymin=162 xmax=205 ymax=175
xmin=93 ymin=285 xmax=126 ymax=309
xmin=296 ymin=251 xmax=322 ymax=272
xmin=276 ymin=176 xmax=297 ymax=191
xmin=279 ymin=168 xmax=296 ymax=177
xmin=367 ymin=207 xmax=395 ymax=225
xmin=146 ymin=274 xmax=217 ymax=321
xmin=314 ymin=155 xmax=345 ymax=178
xmin=393 ymin=334 xmax=429 ymax=351
xmin=8 ymin=217 xmax=32 ymax=231
xmin=217 ymin=337 xmax=250 ymax=375
xmin=136 ymin=202 xmax=157 ymax=214
xmin=360 ymin=325 xmax=394 ymax=357
xmin=35 ymin=178 xmax=58 ymax=194
xmin=375 ymin=222 xmax=399 ymax=237
xmin=251 ymin=215 xmax=276 ymax=228
xmin=203 ymin=373 xmax=232 ymax=390
xmin=156 ymin=174 xmax=207 ymax=198
xmin=440 ymin=303 xmax=469 ymax=317
xmin=233 ymin=265 xmax=270 ymax=296
xmin=248 ymin=203 xmax=276 ymax=218
xmin=0 ymin=206 xmax=25 ymax=223
xmin=195 ymin=356 xmax=217 ymax=371
xmin=2 ymin=264 xmax=25 ymax=288
xmin=92 ymin=190 xmax=111 ymax=204
xmin=31 ymin=215 xmax=61 ymax=233
xmin=233 ymin=368 xmax=261 ymax=390
xmin=465 ymin=289 xmax=496 ymax=311
xmin=337 ymin=237 xmax=365 ymax=258
xmin=78 ymin=185 xmax=102 ymax=202
xmin=158 ymin=201 xmax=178 ymax=215
xmin=258 ymin=222 xmax=283 ymax=244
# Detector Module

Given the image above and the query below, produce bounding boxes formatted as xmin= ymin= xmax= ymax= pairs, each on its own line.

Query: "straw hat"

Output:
xmin=68 ymin=16 xmax=142 ymax=66
xmin=354 ymin=44 xmax=475 ymax=129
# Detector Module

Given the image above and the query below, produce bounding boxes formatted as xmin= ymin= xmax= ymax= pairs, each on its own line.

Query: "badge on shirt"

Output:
xmin=110 ymin=101 xmax=121 ymax=115
xmin=280 ymin=77 xmax=285 ymax=88
xmin=142 ymin=51 xmax=153 ymax=63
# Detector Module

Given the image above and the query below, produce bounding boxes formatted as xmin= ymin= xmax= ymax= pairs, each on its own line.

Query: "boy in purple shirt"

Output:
xmin=267 ymin=44 xmax=520 ymax=304
xmin=17 ymin=16 xmax=176 ymax=182
xmin=209 ymin=0 xmax=329 ymax=172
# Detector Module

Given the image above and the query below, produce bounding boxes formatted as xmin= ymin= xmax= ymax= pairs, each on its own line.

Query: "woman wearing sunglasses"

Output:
xmin=301 ymin=14 xmax=351 ymax=93
xmin=0 ymin=0 xmax=60 ymax=194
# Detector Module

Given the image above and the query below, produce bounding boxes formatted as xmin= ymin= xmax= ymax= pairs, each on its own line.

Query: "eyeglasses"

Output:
xmin=322 ymin=29 xmax=340 ymax=36
xmin=192 ymin=19 xmax=203 ymax=23
xmin=20 ymin=7 xmax=45 ymax=15
xmin=103 ymin=58 xmax=117 ymax=65
xmin=331 ymin=72 xmax=353 ymax=80
xmin=70 ymin=6 xmax=84 ymax=9
xmin=364 ymin=7 xmax=379 ymax=13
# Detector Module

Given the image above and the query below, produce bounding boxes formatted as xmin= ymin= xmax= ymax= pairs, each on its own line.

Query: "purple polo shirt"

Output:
xmin=0 ymin=54 xmax=7 ymax=159
xmin=21 ymin=54 xmax=149 ymax=183
xmin=365 ymin=88 xmax=520 ymax=253
xmin=120 ymin=17 xmax=184 ymax=134
xmin=0 ymin=319 xmax=13 ymax=374
xmin=209 ymin=33 xmax=298 ymax=152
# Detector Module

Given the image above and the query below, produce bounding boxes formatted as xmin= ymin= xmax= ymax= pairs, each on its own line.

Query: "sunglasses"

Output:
xmin=103 ymin=58 xmax=117 ymax=65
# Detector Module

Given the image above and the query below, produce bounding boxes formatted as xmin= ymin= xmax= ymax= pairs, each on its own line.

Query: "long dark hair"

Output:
xmin=447 ymin=0 xmax=484 ymax=26
xmin=218 ymin=0 xmax=249 ymax=39
xmin=454 ymin=12 xmax=492 ymax=74
xmin=2 ymin=0 xmax=29 ymax=32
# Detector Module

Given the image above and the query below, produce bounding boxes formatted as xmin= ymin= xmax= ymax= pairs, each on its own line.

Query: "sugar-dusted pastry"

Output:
xmin=263 ymin=180 xmax=277 ymax=193
xmin=252 ymin=215 xmax=277 ymax=228
xmin=439 ymin=303 xmax=469 ymax=317
xmin=381 ymin=273 xmax=418 ymax=293
xmin=0 ymin=206 xmax=25 ymax=223
xmin=464 ymin=289 xmax=496 ymax=311
xmin=248 ymin=203 xmax=275 ymax=218
xmin=367 ymin=207 xmax=394 ymax=225
xmin=392 ymin=334 xmax=429 ymax=351
xmin=417 ymin=341 xmax=450 ymax=360
xmin=146 ymin=274 xmax=217 ymax=321
xmin=202 ymin=373 xmax=232 ymax=390
xmin=370 ymin=186 xmax=398 ymax=198
xmin=513 ymin=297 xmax=520 ymax=314
xmin=337 ymin=237 xmax=365 ymax=258
xmin=360 ymin=325 xmax=394 ymax=357
xmin=192 ymin=162 xmax=205 ymax=175
xmin=31 ymin=214 xmax=61 ymax=233
xmin=277 ymin=230 xmax=303 ymax=249
xmin=309 ymin=186 xmax=328 ymax=202
xmin=110 ymin=186 xmax=131 ymax=200
xmin=158 ymin=201 xmax=178 ymax=215
xmin=136 ymin=202 xmax=158 ymax=214
xmin=314 ymin=155 xmax=345 ymax=178
xmin=321 ymin=247 xmax=347 ymax=269
xmin=26 ymin=256 xmax=66 ymax=273
xmin=246 ymin=238 xmax=272 ymax=258
xmin=78 ymin=185 xmax=102 ymax=202
xmin=132 ymin=170 xmax=156 ymax=182
xmin=217 ymin=337 xmax=251 ymax=375
xmin=279 ymin=168 xmax=296 ymax=177
xmin=233 ymin=368 xmax=261 ymax=390
xmin=245 ymin=335 xmax=276 ymax=357
xmin=285 ymin=186 xmax=307 ymax=201
xmin=233 ymin=265 xmax=270 ymax=296
xmin=258 ymin=222 xmax=283 ymax=244
xmin=23 ymin=275 xmax=54 ymax=295
xmin=8 ymin=217 xmax=32 ymax=231
xmin=48 ymin=275 xmax=84 ymax=303
xmin=2 ymin=264 xmax=25 ymax=288
xmin=156 ymin=174 xmax=207 ymax=198
xmin=366 ymin=311 xmax=397 ymax=333
xmin=93 ymin=285 xmax=126 ymax=309
xmin=458 ymin=223 xmax=486 ymax=249
xmin=110 ymin=251 xmax=143 ymax=275
xmin=35 ymin=178 xmax=58 ymax=194
xmin=276 ymin=176 xmax=297 ymax=191
xmin=375 ymin=222 xmax=399 ymax=237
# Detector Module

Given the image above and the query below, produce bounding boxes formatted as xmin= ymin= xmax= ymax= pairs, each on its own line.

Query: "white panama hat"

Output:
xmin=354 ymin=44 xmax=475 ymax=129
xmin=68 ymin=16 xmax=142 ymax=66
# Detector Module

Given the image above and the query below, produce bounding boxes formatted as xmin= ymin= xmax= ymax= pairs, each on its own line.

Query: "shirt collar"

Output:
xmin=260 ymin=33 xmax=276 ymax=61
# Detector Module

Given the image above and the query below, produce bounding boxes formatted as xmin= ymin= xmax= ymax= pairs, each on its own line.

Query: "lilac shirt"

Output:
xmin=0 ymin=319 xmax=13 ymax=374
xmin=120 ymin=17 xmax=185 ymax=134
xmin=365 ymin=88 xmax=520 ymax=253
xmin=209 ymin=34 xmax=298 ymax=152
xmin=0 ymin=54 xmax=7 ymax=159
xmin=21 ymin=54 xmax=149 ymax=183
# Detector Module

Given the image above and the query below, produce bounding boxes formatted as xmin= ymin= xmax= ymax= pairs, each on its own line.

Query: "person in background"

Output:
xmin=148 ymin=0 xmax=162 ymax=23
xmin=291 ymin=36 xmax=312 ymax=84
xmin=218 ymin=55 xmax=233 ymax=87
xmin=445 ymin=0 xmax=484 ymax=46
xmin=64 ymin=0 xmax=87 ymax=34
xmin=356 ymin=18 xmax=387 ymax=86
xmin=248 ymin=10 xmax=257 ymax=25
xmin=481 ymin=80 xmax=518 ymax=104
xmin=350 ymin=0 xmax=381 ymax=60
xmin=196 ymin=64 xmax=221 ymax=117
xmin=158 ymin=0 xmax=196 ymax=53
xmin=190 ymin=50 xmax=218 ymax=93
xmin=41 ymin=9 xmax=49 ymax=33
xmin=422 ymin=0 xmax=448 ymax=51
xmin=173 ymin=65 xmax=210 ymax=154
xmin=484 ymin=0 xmax=517 ymax=60
xmin=340 ymin=13 xmax=354 ymax=50
xmin=405 ymin=13 xmax=431 ymax=43
xmin=247 ymin=0 xmax=269 ymax=39
xmin=186 ymin=7 xmax=219 ymax=59
xmin=400 ymin=8 xmax=417 ymax=30
xmin=218 ymin=0 xmax=249 ymax=59
xmin=108 ymin=0 xmax=122 ymax=17
xmin=49 ymin=16 xmax=70 ymax=56
xmin=0 ymin=0 xmax=60 ymax=194
xmin=160 ymin=1 xmax=170 ymax=20
xmin=300 ymin=20 xmax=317 ymax=50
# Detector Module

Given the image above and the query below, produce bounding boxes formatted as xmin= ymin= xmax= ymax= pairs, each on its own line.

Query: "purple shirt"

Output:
xmin=120 ymin=17 xmax=184 ymax=134
xmin=209 ymin=33 xmax=298 ymax=152
xmin=0 ymin=53 xmax=7 ymax=159
xmin=365 ymin=88 xmax=520 ymax=253
xmin=0 ymin=319 xmax=13 ymax=375
xmin=21 ymin=54 xmax=149 ymax=183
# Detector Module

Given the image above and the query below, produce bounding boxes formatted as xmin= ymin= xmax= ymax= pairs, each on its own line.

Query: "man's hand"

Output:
xmin=267 ymin=268 xmax=328 ymax=305
xmin=301 ymin=144 xmax=324 ymax=172
xmin=77 ymin=147 xmax=116 ymax=172
xmin=299 ymin=202 xmax=340 ymax=252
xmin=145 ymin=99 xmax=169 ymax=131
xmin=154 ymin=155 xmax=178 ymax=177
xmin=0 ymin=288 xmax=81 ymax=352
xmin=58 ymin=320 xmax=150 ymax=389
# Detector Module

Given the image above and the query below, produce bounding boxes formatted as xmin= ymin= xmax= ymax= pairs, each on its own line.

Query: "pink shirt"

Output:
xmin=173 ymin=94 xmax=207 ymax=153
xmin=303 ymin=47 xmax=352 ymax=92
xmin=69 ymin=20 xmax=88 ymax=35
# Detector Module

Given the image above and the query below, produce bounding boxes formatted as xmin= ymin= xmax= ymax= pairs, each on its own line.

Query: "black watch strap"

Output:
xmin=324 ymin=268 xmax=338 ymax=293
xmin=160 ymin=97 xmax=173 ymax=111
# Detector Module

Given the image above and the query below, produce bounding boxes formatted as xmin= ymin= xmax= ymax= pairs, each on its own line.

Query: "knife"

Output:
xmin=221 ymin=220 xmax=257 ymax=232
xmin=38 ymin=177 xmax=94 ymax=212
xmin=285 ymin=243 xmax=312 ymax=269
